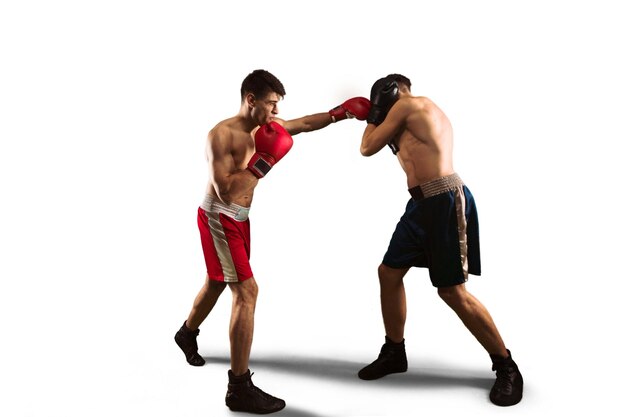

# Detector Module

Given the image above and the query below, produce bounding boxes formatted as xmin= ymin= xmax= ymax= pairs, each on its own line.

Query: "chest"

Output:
xmin=230 ymin=134 xmax=255 ymax=167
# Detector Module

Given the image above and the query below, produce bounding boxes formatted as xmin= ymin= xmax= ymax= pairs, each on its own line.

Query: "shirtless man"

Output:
xmin=357 ymin=74 xmax=523 ymax=407
xmin=174 ymin=69 xmax=370 ymax=414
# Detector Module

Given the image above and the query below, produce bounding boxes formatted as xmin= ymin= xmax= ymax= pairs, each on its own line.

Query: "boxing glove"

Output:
xmin=367 ymin=77 xmax=399 ymax=125
xmin=329 ymin=97 xmax=371 ymax=122
xmin=247 ymin=121 xmax=294 ymax=178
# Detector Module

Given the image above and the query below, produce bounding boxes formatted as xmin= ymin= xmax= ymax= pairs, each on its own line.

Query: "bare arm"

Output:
xmin=360 ymin=99 xmax=409 ymax=156
xmin=207 ymin=127 xmax=258 ymax=205
xmin=277 ymin=113 xmax=333 ymax=136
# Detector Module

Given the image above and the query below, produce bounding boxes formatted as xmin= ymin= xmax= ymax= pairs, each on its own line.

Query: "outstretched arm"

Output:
xmin=279 ymin=97 xmax=371 ymax=136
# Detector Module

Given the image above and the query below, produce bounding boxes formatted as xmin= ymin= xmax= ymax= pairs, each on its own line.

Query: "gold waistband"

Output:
xmin=409 ymin=173 xmax=464 ymax=200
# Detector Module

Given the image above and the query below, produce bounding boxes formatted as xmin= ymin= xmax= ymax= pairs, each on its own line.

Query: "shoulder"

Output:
xmin=208 ymin=122 xmax=238 ymax=158
xmin=270 ymin=117 xmax=286 ymax=127
xmin=392 ymin=96 xmax=426 ymax=113
xmin=404 ymin=96 xmax=444 ymax=119
xmin=269 ymin=117 xmax=290 ymax=134
xmin=208 ymin=118 xmax=237 ymax=144
xmin=403 ymin=96 xmax=433 ymax=109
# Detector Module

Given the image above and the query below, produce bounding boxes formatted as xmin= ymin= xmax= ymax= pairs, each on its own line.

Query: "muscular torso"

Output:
xmin=393 ymin=97 xmax=455 ymax=188
xmin=205 ymin=117 xmax=257 ymax=207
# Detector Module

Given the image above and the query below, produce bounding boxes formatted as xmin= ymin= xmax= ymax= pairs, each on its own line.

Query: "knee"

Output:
xmin=378 ymin=264 xmax=390 ymax=279
xmin=230 ymin=279 xmax=258 ymax=305
xmin=378 ymin=264 xmax=393 ymax=283
xmin=437 ymin=285 xmax=465 ymax=306
xmin=378 ymin=264 xmax=405 ymax=286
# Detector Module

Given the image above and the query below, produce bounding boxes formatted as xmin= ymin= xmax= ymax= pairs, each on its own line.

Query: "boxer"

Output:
xmin=358 ymin=74 xmax=523 ymax=407
xmin=174 ymin=69 xmax=369 ymax=414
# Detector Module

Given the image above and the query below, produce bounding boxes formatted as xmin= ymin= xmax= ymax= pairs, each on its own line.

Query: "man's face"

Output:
xmin=252 ymin=92 xmax=281 ymax=125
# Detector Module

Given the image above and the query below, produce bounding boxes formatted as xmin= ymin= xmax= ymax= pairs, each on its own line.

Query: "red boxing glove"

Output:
xmin=329 ymin=97 xmax=371 ymax=122
xmin=247 ymin=121 xmax=294 ymax=178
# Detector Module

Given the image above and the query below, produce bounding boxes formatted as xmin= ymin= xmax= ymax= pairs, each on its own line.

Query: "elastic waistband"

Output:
xmin=409 ymin=173 xmax=464 ymax=201
xmin=200 ymin=195 xmax=250 ymax=222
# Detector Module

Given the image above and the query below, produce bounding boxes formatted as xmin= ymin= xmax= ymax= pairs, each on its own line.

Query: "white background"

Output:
xmin=1 ymin=1 xmax=625 ymax=416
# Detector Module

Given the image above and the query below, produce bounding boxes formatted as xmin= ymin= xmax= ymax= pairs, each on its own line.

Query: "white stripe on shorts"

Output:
xmin=206 ymin=212 xmax=239 ymax=283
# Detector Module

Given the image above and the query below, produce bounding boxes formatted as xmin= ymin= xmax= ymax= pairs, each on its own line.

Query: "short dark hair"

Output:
xmin=240 ymin=69 xmax=286 ymax=101
xmin=386 ymin=73 xmax=412 ymax=90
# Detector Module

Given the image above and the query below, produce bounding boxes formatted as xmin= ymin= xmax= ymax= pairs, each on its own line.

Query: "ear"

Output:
xmin=397 ymin=84 xmax=410 ymax=95
xmin=245 ymin=93 xmax=256 ymax=109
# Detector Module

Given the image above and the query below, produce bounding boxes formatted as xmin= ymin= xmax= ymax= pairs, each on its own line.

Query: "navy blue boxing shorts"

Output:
xmin=382 ymin=173 xmax=481 ymax=287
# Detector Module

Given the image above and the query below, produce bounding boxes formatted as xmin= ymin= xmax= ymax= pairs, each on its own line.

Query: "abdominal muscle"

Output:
xmin=205 ymin=183 xmax=254 ymax=208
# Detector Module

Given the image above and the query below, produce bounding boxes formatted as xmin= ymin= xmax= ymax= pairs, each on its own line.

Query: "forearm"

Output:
xmin=360 ymin=124 xmax=382 ymax=156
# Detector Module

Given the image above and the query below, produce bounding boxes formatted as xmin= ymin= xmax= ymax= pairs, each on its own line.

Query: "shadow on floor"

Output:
xmin=203 ymin=353 xmax=492 ymax=391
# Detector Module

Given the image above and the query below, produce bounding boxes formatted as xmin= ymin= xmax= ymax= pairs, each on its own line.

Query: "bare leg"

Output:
xmin=228 ymin=277 xmax=258 ymax=376
xmin=438 ymin=284 xmax=523 ymax=406
xmin=379 ymin=264 xmax=410 ymax=343
xmin=186 ymin=274 xmax=227 ymax=330
xmin=358 ymin=264 xmax=410 ymax=380
xmin=437 ymin=283 xmax=508 ymax=357
xmin=224 ymin=278 xmax=285 ymax=413
xmin=175 ymin=275 xmax=226 ymax=366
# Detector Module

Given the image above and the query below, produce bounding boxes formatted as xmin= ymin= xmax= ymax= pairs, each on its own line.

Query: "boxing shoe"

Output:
xmin=489 ymin=350 xmax=523 ymax=406
xmin=358 ymin=336 xmax=408 ymax=380
xmin=174 ymin=321 xmax=205 ymax=366
xmin=225 ymin=370 xmax=286 ymax=414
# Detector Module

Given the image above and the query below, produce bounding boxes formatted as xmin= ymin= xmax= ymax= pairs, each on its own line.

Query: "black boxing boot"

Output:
xmin=358 ymin=336 xmax=408 ymax=380
xmin=225 ymin=370 xmax=286 ymax=414
xmin=174 ymin=321 xmax=205 ymax=366
xmin=489 ymin=349 xmax=523 ymax=406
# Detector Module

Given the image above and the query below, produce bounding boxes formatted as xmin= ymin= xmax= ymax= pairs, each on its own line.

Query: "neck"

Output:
xmin=237 ymin=106 xmax=258 ymax=133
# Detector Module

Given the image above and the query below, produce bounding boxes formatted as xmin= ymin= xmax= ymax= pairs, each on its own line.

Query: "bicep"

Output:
xmin=279 ymin=116 xmax=321 ymax=136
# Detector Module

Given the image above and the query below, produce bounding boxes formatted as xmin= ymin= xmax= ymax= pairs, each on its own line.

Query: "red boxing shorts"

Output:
xmin=197 ymin=195 xmax=253 ymax=283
